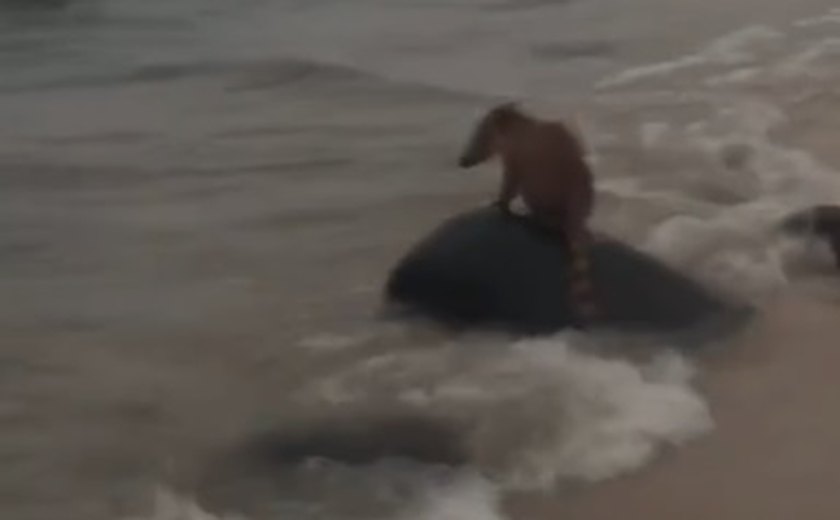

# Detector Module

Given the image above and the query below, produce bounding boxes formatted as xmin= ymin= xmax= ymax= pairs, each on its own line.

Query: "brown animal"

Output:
xmin=457 ymin=102 xmax=601 ymax=325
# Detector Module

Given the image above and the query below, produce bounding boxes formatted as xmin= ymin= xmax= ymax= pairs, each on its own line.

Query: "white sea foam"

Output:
xmin=598 ymin=25 xmax=784 ymax=88
xmin=300 ymin=332 xmax=712 ymax=491
xmin=398 ymin=473 xmax=504 ymax=520
xmin=125 ymin=471 xmax=504 ymax=520
xmin=121 ymin=487 xmax=242 ymax=520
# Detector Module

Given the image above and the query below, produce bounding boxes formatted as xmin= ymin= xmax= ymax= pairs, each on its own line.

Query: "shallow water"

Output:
xmin=3 ymin=1 xmax=840 ymax=519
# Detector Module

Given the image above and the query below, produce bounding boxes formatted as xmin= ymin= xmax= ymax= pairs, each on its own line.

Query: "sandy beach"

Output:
xmin=509 ymin=289 xmax=840 ymax=519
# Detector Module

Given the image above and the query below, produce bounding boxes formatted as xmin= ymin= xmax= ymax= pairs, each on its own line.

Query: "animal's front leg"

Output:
xmin=492 ymin=169 xmax=519 ymax=214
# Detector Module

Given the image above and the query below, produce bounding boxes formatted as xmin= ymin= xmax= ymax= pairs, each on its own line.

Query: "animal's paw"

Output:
xmin=490 ymin=200 xmax=512 ymax=215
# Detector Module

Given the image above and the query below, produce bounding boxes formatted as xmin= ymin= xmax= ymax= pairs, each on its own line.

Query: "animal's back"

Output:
xmin=507 ymin=121 xmax=594 ymax=223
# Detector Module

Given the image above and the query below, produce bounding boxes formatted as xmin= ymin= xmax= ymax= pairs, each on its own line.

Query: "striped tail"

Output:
xmin=567 ymin=240 xmax=602 ymax=326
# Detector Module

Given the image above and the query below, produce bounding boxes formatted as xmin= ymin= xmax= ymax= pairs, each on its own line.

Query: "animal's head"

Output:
xmin=458 ymin=102 xmax=524 ymax=168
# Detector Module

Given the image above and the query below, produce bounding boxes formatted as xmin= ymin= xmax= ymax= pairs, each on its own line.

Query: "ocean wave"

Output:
xmin=0 ymin=56 xmax=382 ymax=94
xmin=123 ymin=331 xmax=709 ymax=520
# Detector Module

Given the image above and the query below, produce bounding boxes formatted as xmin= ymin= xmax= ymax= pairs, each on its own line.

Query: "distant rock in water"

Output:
xmin=780 ymin=204 xmax=840 ymax=269
xmin=385 ymin=207 xmax=751 ymax=340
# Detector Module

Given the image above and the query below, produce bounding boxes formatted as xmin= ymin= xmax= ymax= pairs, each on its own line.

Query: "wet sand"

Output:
xmin=510 ymin=288 xmax=840 ymax=519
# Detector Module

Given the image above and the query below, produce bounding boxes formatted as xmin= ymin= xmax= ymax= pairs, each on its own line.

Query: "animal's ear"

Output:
xmin=496 ymin=101 xmax=519 ymax=112
xmin=491 ymin=101 xmax=523 ymax=129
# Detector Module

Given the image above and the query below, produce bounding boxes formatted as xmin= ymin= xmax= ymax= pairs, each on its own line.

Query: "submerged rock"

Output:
xmin=780 ymin=204 xmax=840 ymax=269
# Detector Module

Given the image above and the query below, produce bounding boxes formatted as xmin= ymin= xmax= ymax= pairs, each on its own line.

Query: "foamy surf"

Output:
xmin=125 ymin=332 xmax=711 ymax=520
xmin=397 ymin=474 xmax=504 ymax=520
xmin=596 ymin=25 xmax=785 ymax=89
xmin=587 ymin=7 xmax=840 ymax=304
xmin=124 ymin=474 xmax=505 ymax=520
xmin=309 ymin=332 xmax=711 ymax=485
xmin=121 ymin=487 xmax=236 ymax=520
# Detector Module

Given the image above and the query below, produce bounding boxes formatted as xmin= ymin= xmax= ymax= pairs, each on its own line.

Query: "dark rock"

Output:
xmin=780 ymin=204 xmax=840 ymax=268
xmin=385 ymin=207 xmax=751 ymax=340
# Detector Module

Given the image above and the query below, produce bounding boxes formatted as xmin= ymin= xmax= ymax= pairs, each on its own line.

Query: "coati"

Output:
xmin=457 ymin=102 xmax=601 ymax=324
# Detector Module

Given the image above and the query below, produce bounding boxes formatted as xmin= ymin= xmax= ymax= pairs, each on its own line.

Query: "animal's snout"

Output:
xmin=458 ymin=153 xmax=479 ymax=168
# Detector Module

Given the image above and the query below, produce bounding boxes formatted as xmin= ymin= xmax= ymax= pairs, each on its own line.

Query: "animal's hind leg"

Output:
xmin=493 ymin=169 xmax=519 ymax=214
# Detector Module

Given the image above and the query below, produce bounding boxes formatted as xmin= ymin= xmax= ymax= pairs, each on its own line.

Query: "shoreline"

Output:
xmin=506 ymin=289 xmax=840 ymax=519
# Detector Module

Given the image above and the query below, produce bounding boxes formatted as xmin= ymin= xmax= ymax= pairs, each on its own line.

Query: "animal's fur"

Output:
xmin=458 ymin=103 xmax=601 ymax=325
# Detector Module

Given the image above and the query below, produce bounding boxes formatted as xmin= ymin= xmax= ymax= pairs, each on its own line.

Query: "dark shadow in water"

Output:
xmin=531 ymin=40 xmax=616 ymax=61
xmin=481 ymin=0 xmax=575 ymax=12
xmin=0 ymin=0 xmax=72 ymax=10
xmin=190 ymin=414 xmax=467 ymax=518
xmin=220 ymin=414 xmax=466 ymax=469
